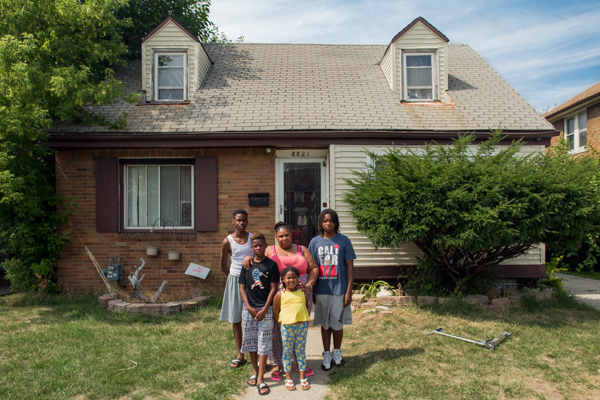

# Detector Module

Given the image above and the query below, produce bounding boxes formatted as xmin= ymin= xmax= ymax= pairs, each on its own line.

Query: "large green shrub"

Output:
xmin=344 ymin=133 xmax=600 ymax=295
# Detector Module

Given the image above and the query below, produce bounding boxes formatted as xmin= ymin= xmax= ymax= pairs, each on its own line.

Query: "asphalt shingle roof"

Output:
xmin=52 ymin=43 xmax=553 ymax=134
xmin=545 ymin=82 xmax=600 ymax=121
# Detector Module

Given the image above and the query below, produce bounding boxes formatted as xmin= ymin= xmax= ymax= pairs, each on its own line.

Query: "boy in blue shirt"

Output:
xmin=308 ymin=209 xmax=356 ymax=371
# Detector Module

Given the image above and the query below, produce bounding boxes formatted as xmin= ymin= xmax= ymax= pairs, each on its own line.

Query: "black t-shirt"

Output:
xmin=238 ymin=257 xmax=280 ymax=308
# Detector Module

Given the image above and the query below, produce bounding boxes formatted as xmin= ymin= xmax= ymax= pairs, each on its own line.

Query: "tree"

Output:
xmin=0 ymin=0 xmax=136 ymax=291
xmin=0 ymin=1 xmax=226 ymax=291
xmin=344 ymin=133 xmax=600 ymax=295
xmin=117 ymin=0 xmax=232 ymax=58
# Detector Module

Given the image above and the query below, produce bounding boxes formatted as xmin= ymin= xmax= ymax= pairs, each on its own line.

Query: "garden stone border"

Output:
xmin=352 ymin=288 xmax=553 ymax=312
xmin=98 ymin=294 xmax=211 ymax=315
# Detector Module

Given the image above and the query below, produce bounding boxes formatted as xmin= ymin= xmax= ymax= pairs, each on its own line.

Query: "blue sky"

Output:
xmin=210 ymin=0 xmax=600 ymax=113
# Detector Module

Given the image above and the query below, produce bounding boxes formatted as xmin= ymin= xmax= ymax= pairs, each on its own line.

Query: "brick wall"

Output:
xmin=588 ymin=103 xmax=600 ymax=151
xmin=55 ymin=148 xmax=275 ymax=296
xmin=549 ymin=120 xmax=563 ymax=147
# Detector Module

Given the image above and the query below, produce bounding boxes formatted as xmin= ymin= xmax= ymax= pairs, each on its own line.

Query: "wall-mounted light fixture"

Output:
xmin=266 ymin=147 xmax=272 ymax=153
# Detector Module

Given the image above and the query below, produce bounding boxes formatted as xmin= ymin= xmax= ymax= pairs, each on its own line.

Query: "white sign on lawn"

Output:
xmin=185 ymin=263 xmax=211 ymax=279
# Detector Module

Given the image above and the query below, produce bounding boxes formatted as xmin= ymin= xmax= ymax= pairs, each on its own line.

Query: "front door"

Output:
xmin=276 ymin=150 xmax=328 ymax=247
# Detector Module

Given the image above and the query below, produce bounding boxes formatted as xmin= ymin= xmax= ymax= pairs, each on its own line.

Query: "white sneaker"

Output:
xmin=333 ymin=348 xmax=345 ymax=366
xmin=321 ymin=351 xmax=332 ymax=371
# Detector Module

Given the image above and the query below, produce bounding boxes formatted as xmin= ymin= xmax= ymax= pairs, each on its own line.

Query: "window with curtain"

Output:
xmin=403 ymin=52 xmax=435 ymax=101
xmin=125 ymin=164 xmax=193 ymax=228
xmin=565 ymin=110 xmax=587 ymax=153
xmin=155 ymin=53 xmax=186 ymax=101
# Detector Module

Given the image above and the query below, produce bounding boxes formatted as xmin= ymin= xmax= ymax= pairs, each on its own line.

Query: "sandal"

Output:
xmin=229 ymin=358 xmax=247 ymax=369
xmin=258 ymin=382 xmax=270 ymax=396
xmin=296 ymin=366 xmax=315 ymax=376
xmin=247 ymin=375 xmax=257 ymax=387
xmin=270 ymin=370 xmax=282 ymax=381
xmin=300 ymin=378 xmax=310 ymax=391
xmin=285 ymin=379 xmax=296 ymax=391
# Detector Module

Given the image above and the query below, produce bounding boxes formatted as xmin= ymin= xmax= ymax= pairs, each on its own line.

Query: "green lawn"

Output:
xmin=1 ymin=292 xmax=599 ymax=400
xmin=0 ymin=293 xmax=247 ymax=400
xmin=332 ymin=294 xmax=600 ymax=400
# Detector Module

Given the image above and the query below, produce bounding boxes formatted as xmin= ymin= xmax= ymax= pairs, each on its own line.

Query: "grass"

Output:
xmin=328 ymin=293 xmax=600 ymax=400
xmin=0 ymin=293 xmax=247 ymax=400
xmin=556 ymin=269 xmax=600 ymax=281
xmin=1 ymin=291 xmax=599 ymax=400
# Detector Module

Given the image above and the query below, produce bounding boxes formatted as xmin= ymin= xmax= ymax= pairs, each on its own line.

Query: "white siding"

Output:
xmin=141 ymin=21 xmax=211 ymax=100
xmin=393 ymin=21 xmax=447 ymax=101
xmin=197 ymin=43 xmax=212 ymax=87
xmin=330 ymin=144 xmax=546 ymax=267
xmin=380 ymin=46 xmax=394 ymax=91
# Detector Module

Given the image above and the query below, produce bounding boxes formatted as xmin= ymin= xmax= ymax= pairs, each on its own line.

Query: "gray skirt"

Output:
xmin=220 ymin=273 xmax=243 ymax=324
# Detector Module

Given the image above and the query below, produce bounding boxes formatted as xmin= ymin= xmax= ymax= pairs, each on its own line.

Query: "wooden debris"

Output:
xmin=128 ymin=258 xmax=148 ymax=302
xmin=152 ymin=280 xmax=168 ymax=303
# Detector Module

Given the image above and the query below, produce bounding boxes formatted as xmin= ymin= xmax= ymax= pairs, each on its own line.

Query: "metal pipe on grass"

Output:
xmin=427 ymin=327 xmax=511 ymax=350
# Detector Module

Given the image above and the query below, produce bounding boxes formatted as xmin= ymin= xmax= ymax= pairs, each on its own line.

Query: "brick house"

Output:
xmin=545 ymin=82 xmax=600 ymax=154
xmin=47 ymin=17 xmax=557 ymax=294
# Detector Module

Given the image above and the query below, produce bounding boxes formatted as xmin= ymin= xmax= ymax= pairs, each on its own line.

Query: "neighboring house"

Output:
xmin=545 ymin=82 xmax=600 ymax=154
xmin=48 ymin=17 xmax=557 ymax=293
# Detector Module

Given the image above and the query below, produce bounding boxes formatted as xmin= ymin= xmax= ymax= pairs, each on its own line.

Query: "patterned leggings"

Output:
xmin=281 ymin=322 xmax=308 ymax=373
xmin=268 ymin=275 xmax=313 ymax=366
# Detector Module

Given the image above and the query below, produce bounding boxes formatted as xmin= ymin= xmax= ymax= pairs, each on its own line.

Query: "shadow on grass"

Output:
xmin=326 ymin=347 xmax=425 ymax=384
xmin=0 ymin=291 xmax=224 ymax=327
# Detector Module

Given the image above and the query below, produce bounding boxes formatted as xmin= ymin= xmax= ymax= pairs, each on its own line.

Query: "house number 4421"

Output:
xmin=292 ymin=151 xmax=310 ymax=157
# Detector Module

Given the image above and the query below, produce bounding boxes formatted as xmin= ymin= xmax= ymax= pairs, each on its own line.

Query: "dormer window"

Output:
xmin=141 ymin=17 xmax=212 ymax=104
xmin=403 ymin=52 xmax=435 ymax=101
xmin=381 ymin=17 xmax=448 ymax=103
xmin=155 ymin=52 xmax=187 ymax=101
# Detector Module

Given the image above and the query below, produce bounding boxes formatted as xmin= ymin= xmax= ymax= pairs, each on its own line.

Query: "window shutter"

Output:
xmin=195 ymin=157 xmax=218 ymax=231
xmin=95 ymin=158 xmax=118 ymax=232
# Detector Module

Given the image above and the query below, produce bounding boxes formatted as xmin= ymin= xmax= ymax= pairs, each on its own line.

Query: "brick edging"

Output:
xmin=352 ymin=288 xmax=554 ymax=312
xmin=98 ymin=294 xmax=211 ymax=315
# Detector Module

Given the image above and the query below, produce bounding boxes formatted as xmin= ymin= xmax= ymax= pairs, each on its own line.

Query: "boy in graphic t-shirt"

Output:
xmin=239 ymin=233 xmax=280 ymax=396
xmin=308 ymin=209 xmax=356 ymax=371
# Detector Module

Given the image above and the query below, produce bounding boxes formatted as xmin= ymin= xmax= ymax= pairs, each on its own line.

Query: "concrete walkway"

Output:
xmin=240 ymin=315 xmax=332 ymax=400
xmin=555 ymin=273 xmax=600 ymax=311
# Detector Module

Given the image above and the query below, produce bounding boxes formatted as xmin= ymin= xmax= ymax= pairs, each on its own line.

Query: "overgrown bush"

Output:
xmin=345 ymin=133 xmax=600 ymax=295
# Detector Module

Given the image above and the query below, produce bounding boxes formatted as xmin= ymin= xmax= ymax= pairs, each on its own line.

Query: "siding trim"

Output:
xmin=47 ymin=130 xmax=559 ymax=150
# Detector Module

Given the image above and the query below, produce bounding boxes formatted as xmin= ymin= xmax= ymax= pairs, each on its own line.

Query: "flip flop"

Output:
xmin=247 ymin=375 xmax=258 ymax=386
xmin=285 ymin=379 xmax=296 ymax=391
xmin=295 ymin=366 xmax=315 ymax=376
xmin=258 ymin=382 xmax=270 ymax=396
xmin=229 ymin=358 xmax=247 ymax=369
xmin=300 ymin=378 xmax=310 ymax=391
xmin=270 ymin=370 xmax=282 ymax=381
